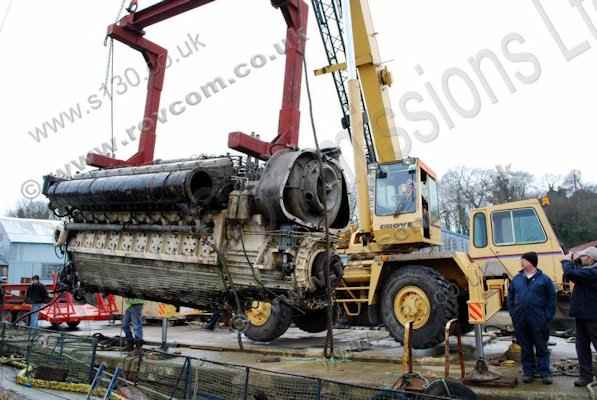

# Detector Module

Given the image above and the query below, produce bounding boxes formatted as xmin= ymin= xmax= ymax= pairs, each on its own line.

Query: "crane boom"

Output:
xmin=310 ymin=0 xmax=376 ymax=164
xmin=311 ymin=0 xmax=401 ymax=164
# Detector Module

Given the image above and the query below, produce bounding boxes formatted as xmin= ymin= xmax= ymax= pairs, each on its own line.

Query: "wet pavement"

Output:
xmin=49 ymin=312 xmax=594 ymax=400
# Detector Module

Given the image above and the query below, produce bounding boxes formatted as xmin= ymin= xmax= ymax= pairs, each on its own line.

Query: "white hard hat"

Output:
xmin=575 ymin=247 xmax=597 ymax=260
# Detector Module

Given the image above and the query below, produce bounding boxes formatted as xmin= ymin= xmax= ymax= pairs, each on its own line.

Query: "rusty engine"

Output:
xmin=42 ymin=149 xmax=349 ymax=340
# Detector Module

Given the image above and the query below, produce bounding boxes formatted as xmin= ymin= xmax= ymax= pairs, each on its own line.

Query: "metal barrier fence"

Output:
xmin=0 ymin=323 xmax=452 ymax=400
xmin=0 ymin=322 xmax=97 ymax=384
xmin=118 ymin=353 xmax=451 ymax=400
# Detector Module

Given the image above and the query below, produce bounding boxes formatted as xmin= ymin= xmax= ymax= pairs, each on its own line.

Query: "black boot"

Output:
xmin=125 ymin=339 xmax=134 ymax=352
xmin=574 ymin=377 xmax=593 ymax=387
xmin=134 ymin=339 xmax=144 ymax=352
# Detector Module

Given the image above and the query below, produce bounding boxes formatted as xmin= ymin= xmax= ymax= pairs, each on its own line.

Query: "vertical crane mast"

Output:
xmin=311 ymin=0 xmax=376 ymax=164
xmin=347 ymin=0 xmax=401 ymax=163
xmin=341 ymin=0 xmax=371 ymax=234
xmin=311 ymin=0 xmax=401 ymax=164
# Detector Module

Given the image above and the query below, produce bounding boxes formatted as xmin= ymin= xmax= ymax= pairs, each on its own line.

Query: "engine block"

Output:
xmin=43 ymin=149 xmax=349 ymax=313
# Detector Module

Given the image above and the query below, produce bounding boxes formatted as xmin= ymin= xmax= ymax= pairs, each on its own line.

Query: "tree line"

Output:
xmin=440 ymin=166 xmax=597 ymax=249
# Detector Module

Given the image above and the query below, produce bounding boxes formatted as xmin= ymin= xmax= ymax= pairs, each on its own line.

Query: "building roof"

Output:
xmin=0 ymin=217 xmax=61 ymax=244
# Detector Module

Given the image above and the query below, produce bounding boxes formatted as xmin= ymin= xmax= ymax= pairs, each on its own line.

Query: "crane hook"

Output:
xmin=126 ymin=0 xmax=138 ymax=13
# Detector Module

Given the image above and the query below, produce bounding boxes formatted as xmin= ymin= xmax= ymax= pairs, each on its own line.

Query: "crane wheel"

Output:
xmin=244 ymin=298 xmax=292 ymax=342
xmin=381 ymin=265 xmax=457 ymax=349
xmin=293 ymin=307 xmax=336 ymax=333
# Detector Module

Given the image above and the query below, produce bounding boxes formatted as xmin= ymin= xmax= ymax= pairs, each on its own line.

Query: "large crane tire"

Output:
xmin=381 ymin=265 xmax=458 ymax=349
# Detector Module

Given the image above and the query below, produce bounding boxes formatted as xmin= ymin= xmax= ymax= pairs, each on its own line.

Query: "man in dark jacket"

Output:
xmin=25 ymin=275 xmax=50 ymax=329
xmin=562 ymin=247 xmax=597 ymax=387
xmin=508 ymin=252 xmax=556 ymax=384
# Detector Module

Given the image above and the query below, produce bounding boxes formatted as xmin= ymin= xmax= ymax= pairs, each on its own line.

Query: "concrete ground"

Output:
xmin=37 ymin=312 xmax=590 ymax=400
xmin=0 ymin=365 xmax=89 ymax=400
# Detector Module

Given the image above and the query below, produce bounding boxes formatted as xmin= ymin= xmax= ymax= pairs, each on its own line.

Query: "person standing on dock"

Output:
xmin=562 ymin=247 xmax=597 ymax=387
xmin=508 ymin=252 xmax=556 ymax=385
xmin=25 ymin=275 xmax=50 ymax=329
xmin=123 ymin=298 xmax=145 ymax=352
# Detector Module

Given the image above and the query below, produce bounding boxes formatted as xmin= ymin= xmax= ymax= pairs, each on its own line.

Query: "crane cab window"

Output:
xmin=375 ymin=163 xmax=417 ymax=216
xmin=473 ymin=213 xmax=488 ymax=248
xmin=492 ymin=208 xmax=547 ymax=246
xmin=421 ymin=170 xmax=440 ymax=224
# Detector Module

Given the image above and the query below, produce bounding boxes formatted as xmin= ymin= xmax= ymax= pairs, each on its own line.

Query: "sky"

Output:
xmin=1 ymin=0 xmax=596 ymax=213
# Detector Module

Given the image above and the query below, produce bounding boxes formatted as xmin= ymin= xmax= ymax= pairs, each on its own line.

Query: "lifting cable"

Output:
xmin=103 ymin=0 xmax=128 ymax=159
xmin=211 ymin=243 xmax=245 ymax=351
xmin=238 ymin=225 xmax=305 ymax=315
xmin=303 ymin=54 xmax=335 ymax=360
xmin=238 ymin=225 xmax=269 ymax=294
xmin=13 ymin=293 xmax=61 ymax=325
xmin=103 ymin=38 xmax=116 ymax=159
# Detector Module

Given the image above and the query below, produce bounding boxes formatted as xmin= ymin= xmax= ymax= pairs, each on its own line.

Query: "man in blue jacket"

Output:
xmin=562 ymin=247 xmax=597 ymax=387
xmin=508 ymin=252 xmax=556 ymax=384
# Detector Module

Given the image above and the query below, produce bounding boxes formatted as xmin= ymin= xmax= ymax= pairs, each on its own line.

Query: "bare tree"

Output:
xmin=440 ymin=167 xmax=492 ymax=234
xmin=489 ymin=165 xmax=534 ymax=204
xmin=561 ymin=169 xmax=583 ymax=194
xmin=6 ymin=200 xmax=52 ymax=220
xmin=537 ymin=173 xmax=563 ymax=193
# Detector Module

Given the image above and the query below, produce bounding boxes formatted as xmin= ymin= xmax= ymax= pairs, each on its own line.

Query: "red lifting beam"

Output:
xmin=228 ymin=0 xmax=309 ymax=160
xmin=88 ymin=0 xmax=308 ymax=168
xmin=87 ymin=0 xmax=215 ymax=169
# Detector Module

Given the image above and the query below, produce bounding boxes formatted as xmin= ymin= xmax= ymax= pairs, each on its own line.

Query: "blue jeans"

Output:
xmin=29 ymin=304 xmax=43 ymax=329
xmin=123 ymin=304 xmax=143 ymax=341
xmin=515 ymin=319 xmax=551 ymax=377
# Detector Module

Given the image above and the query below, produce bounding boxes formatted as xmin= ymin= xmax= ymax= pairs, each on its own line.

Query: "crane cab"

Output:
xmin=371 ymin=158 xmax=442 ymax=248
xmin=467 ymin=199 xmax=565 ymax=290
xmin=341 ymin=158 xmax=442 ymax=253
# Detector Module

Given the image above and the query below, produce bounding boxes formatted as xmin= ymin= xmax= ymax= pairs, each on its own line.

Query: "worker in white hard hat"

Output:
xmin=562 ymin=247 xmax=597 ymax=387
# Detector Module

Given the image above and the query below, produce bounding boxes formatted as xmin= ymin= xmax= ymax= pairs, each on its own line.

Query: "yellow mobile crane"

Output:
xmin=312 ymin=0 xmax=568 ymax=349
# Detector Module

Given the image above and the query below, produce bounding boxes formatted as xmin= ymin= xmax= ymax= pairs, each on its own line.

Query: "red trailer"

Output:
xmin=1 ymin=280 xmax=119 ymax=328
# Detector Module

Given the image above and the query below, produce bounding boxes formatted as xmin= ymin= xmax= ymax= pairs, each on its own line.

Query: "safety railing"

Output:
xmin=0 ymin=322 xmax=98 ymax=384
xmin=0 ymin=323 xmax=454 ymax=400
